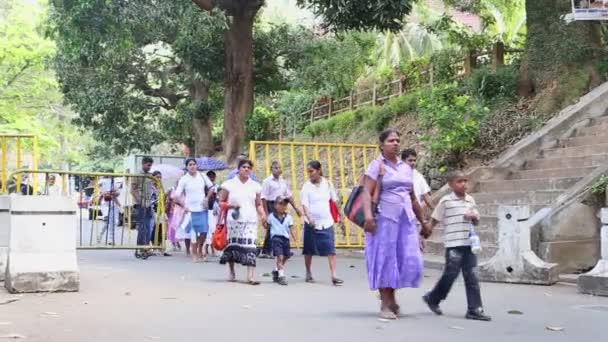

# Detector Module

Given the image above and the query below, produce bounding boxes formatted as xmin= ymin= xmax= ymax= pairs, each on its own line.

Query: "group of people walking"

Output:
xmin=128 ymin=128 xmax=491 ymax=322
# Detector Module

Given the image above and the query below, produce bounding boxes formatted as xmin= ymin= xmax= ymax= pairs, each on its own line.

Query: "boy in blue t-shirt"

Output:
xmin=266 ymin=196 xmax=295 ymax=285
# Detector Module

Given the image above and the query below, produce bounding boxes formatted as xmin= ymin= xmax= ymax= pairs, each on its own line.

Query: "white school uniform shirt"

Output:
xmin=300 ymin=177 xmax=338 ymax=230
xmin=261 ymin=175 xmax=292 ymax=201
xmin=174 ymin=172 xmax=214 ymax=212
xmin=412 ymin=169 xmax=431 ymax=205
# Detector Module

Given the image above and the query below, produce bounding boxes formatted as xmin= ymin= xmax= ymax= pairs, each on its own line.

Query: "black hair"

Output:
xmin=206 ymin=170 xmax=216 ymax=178
xmin=142 ymin=156 xmax=153 ymax=164
xmin=185 ymin=157 xmax=197 ymax=167
xmin=379 ymin=129 xmax=400 ymax=144
xmin=238 ymin=159 xmax=253 ymax=169
xmin=401 ymin=149 xmax=417 ymax=160
xmin=307 ymin=160 xmax=322 ymax=171
xmin=446 ymin=170 xmax=466 ymax=182
xmin=152 ymin=170 xmax=162 ymax=177
xmin=271 ymin=161 xmax=280 ymax=168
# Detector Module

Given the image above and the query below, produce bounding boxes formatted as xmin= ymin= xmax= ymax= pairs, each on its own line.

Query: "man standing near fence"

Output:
xmin=131 ymin=157 xmax=155 ymax=259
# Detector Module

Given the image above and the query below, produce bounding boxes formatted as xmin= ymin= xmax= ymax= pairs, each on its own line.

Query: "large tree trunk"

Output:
xmin=190 ymin=79 xmax=215 ymax=157
xmin=222 ymin=7 xmax=258 ymax=163
xmin=521 ymin=0 xmax=603 ymax=102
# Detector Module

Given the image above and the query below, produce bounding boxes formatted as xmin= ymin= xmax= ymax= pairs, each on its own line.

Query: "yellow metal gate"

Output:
xmin=0 ymin=134 xmax=39 ymax=194
xmin=8 ymin=169 xmax=166 ymax=250
xmin=249 ymin=141 xmax=378 ymax=248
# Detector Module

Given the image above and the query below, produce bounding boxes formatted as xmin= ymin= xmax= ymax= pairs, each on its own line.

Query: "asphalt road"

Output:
xmin=1 ymin=250 xmax=607 ymax=342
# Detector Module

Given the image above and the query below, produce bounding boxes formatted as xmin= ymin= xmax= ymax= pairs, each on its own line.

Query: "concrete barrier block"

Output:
xmin=4 ymin=196 xmax=79 ymax=293
xmin=578 ymin=225 xmax=608 ymax=296
xmin=0 ymin=196 xmax=10 ymax=282
xmin=479 ymin=205 xmax=559 ymax=285
xmin=601 ymin=208 xmax=608 ymax=225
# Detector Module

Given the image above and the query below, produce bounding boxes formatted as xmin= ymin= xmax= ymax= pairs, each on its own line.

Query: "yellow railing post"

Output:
xmin=1 ymin=137 xmax=6 ymax=193
xmin=32 ymin=136 xmax=39 ymax=193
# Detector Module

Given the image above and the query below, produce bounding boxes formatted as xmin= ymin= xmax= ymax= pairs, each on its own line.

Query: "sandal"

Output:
xmin=332 ymin=278 xmax=344 ymax=286
xmin=379 ymin=308 xmax=398 ymax=320
xmin=389 ymin=304 xmax=401 ymax=316
xmin=247 ymin=280 xmax=261 ymax=286
xmin=305 ymin=274 xmax=315 ymax=283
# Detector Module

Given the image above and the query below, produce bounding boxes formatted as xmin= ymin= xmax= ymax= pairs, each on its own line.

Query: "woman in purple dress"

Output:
xmin=363 ymin=129 xmax=432 ymax=320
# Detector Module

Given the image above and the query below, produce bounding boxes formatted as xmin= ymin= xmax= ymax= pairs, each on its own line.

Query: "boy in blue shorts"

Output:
xmin=267 ymin=196 xmax=295 ymax=286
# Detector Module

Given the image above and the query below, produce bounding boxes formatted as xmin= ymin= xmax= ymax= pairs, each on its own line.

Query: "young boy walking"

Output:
xmin=267 ymin=196 xmax=295 ymax=286
xmin=422 ymin=170 xmax=491 ymax=321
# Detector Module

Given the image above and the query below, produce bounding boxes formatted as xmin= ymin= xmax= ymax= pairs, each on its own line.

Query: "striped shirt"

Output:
xmin=432 ymin=192 xmax=478 ymax=248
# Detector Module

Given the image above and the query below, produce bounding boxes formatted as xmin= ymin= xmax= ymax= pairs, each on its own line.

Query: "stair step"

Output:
xmin=541 ymin=143 xmax=608 ymax=159
xmin=563 ymin=134 xmax=608 ymax=147
xmin=477 ymin=177 xmax=582 ymax=192
xmin=431 ymin=227 xmax=498 ymax=243
xmin=473 ymin=190 xmax=563 ymax=205
xmin=577 ymin=123 xmax=608 ymax=136
xmin=523 ymin=154 xmax=608 ymax=170
xmin=476 ymin=203 xmax=546 ymax=216
xmin=508 ymin=166 xmax=594 ymax=180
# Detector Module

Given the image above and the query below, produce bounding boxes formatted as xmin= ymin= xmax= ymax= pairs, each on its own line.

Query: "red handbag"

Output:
xmin=212 ymin=202 xmax=229 ymax=251
xmin=329 ymin=199 xmax=340 ymax=223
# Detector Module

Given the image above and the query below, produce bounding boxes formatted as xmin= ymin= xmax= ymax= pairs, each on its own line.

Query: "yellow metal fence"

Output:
xmin=0 ymin=134 xmax=39 ymax=194
xmin=8 ymin=170 xmax=166 ymax=250
xmin=249 ymin=141 xmax=378 ymax=248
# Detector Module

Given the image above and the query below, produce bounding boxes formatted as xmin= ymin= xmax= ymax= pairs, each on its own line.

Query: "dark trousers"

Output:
xmin=135 ymin=206 xmax=154 ymax=247
xmin=261 ymin=201 xmax=276 ymax=255
xmin=427 ymin=246 xmax=483 ymax=312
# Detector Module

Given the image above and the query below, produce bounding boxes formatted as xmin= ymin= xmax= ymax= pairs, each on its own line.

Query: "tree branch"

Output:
xmin=192 ymin=0 xmax=215 ymax=11
xmin=2 ymin=61 xmax=32 ymax=89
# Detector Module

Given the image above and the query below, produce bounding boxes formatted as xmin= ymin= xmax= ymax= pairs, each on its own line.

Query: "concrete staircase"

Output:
xmin=425 ymin=115 xmax=608 ymax=263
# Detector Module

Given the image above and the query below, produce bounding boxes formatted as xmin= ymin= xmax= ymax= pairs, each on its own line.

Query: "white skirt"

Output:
xmin=175 ymin=212 xmax=197 ymax=240
xmin=205 ymin=210 xmax=217 ymax=244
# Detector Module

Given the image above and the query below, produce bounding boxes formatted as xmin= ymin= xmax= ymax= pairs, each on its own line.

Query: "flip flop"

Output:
xmin=248 ymin=280 xmax=261 ymax=286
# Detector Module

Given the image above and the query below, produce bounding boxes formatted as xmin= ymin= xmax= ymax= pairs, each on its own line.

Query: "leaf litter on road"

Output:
xmin=0 ymin=334 xmax=26 ymax=339
xmin=546 ymin=326 xmax=565 ymax=332
xmin=508 ymin=310 xmax=524 ymax=315
xmin=0 ymin=298 xmax=19 ymax=305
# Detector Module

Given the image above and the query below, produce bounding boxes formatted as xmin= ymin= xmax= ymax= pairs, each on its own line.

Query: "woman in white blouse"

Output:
xmin=300 ymin=160 xmax=343 ymax=286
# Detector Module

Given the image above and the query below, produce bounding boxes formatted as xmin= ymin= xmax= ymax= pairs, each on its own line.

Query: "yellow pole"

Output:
xmin=264 ymin=143 xmax=271 ymax=178
xmin=16 ymin=138 xmax=21 ymax=175
xmin=1 ymin=137 xmax=6 ymax=193
xmin=289 ymin=143 xmax=300 ymax=247
xmin=326 ymin=145 xmax=338 ymax=245
xmin=354 ymin=147 xmax=363 ymax=247
xmin=249 ymin=141 xmax=257 ymax=174
xmin=302 ymin=146 xmax=308 ymax=180
xmin=32 ymin=136 xmax=39 ymax=194
xmin=278 ymin=144 xmax=283 ymax=169
xmin=350 ymin=146 xmax=357 ymax=185
xmin=338 ymin=146 xmax=351 ymax=247
xmin=313 ymin=145 xmax=319 ymax=161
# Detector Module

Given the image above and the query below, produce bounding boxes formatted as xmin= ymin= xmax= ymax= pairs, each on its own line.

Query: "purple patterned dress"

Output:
xmin=364 ymin=155 xmax=423 ymax=290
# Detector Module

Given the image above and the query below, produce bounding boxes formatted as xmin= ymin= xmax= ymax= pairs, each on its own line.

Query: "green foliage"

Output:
xmin=273 ymin=90 xmax=316 ymax=137
xmin=246 ymin=106 xmax=279 ymax=141
xmin=418 ymin=83 xmax=489 ymax=163
xmin=303 ymin=91 xmax=419 ymax=138
xmin=430 ymin=48 xmax=462 ymax=84
xmin=0 ymin=0 xmax=89 ymax=168
xmin=290 ymin=32 xmax=376 ymax=97
xmin=428 ymin=15 xmax=491 ymax=51
xmin=297 ymin=0 xmax=416 ymax=32
xmin=591 ymin=175 xmax=608 ymax=196
xmin=468 ymin=65 xmax=518 ymax=100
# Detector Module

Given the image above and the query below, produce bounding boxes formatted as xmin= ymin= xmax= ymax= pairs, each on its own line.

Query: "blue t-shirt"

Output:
xmin=267 ymin=213 xmax=294 ymax=239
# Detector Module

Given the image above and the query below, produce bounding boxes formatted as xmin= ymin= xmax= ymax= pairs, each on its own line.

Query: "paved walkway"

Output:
xmin=1 ymin=251 xmax=606 ymax=342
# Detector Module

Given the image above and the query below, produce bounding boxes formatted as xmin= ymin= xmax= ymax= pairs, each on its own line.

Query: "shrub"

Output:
xmin=418 ymin=83 xmax=489 ymax=165
xmin=430 ymin=48 xmax=462 ymax=84
xmin=468 ymin=65 xmax=518 ymax=100
xmin=246 ymin=106 xmax=279 ymax=141
xmin=387 ymin=91 xmax=419 ymax=114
